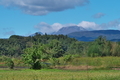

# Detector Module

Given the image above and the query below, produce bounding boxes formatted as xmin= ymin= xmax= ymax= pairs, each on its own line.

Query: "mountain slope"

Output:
xmin=54 ymin=26 xmax=86 ymax=35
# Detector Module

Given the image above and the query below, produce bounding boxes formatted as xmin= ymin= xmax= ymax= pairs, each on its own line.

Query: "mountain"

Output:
xmin=29 ymin=32 xmax=43 ymax=36
xmin=53 ymin=26 xmax=86 ymax=35
xmin=67 ymin=30 xmax=120 ymax=41
xmin=29 ymin=29 xmax=120 ymax=42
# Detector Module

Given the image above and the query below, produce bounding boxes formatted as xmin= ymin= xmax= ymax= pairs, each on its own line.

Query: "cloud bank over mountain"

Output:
xmin=34 ymin=19 xmax=120 ymax=34
xmin=0 ymin=0 xmax=89 ymax=15
xmin=34 ymin=22 xmax=77 ymax=34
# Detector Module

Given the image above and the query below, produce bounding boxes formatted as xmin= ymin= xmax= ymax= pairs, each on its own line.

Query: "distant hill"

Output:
xmin=53 ymin=26 xmax=86 ymax=35
xmin=67 ymin=30 xmax=120 ymax=41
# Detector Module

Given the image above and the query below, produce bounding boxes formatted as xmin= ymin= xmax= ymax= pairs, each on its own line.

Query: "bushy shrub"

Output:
xmin=6 ymin=58 xmax=14 ymax=69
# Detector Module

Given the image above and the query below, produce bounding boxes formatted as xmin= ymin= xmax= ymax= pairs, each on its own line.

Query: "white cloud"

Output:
xmin=118 ymin=24 xmax=120 ymax=27
xmin=0 ymin=0 xmax=89 ymax=15
xmin=77 ymin=20 xmax=120 ymax=30
xmin=34 ymin=22 xmax=54 ymax=33
xmin=78 ymin=21 xmax=100 ymax=30
xmin=51 ymin=23 xmax=63 ymax=32
xmin=3 ymin=31 xmax=15 ymax=36
xmin=1 ymin=28 xmax=15 ymax=36
xmin=108 ymin=20 xmax=120 ymax=27
xmin=99 ymin=19 xmax=120 ymax=30
xmin=92 ymin=13 xmax=105 ymax=19
xmin=64 ymin=23 xmax=77 ymax=27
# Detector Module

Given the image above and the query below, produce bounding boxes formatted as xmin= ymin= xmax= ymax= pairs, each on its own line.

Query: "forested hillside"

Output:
xmin=0 ymin=33 xmax=120 ymax=57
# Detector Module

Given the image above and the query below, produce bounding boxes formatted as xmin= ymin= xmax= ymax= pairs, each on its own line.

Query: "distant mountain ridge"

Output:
xmin=53 ymin=26 xmax=86 ymax=35
xmin=67 ymin=30 xmax=120 ymax=41
xmin=29 ymin=26 xmax=120 ymax=42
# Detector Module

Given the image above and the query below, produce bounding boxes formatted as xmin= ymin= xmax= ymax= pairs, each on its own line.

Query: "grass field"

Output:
xmin=1 ymin=57 xmax=120 ymax=80
xmin=0 ymin=69 xmax=120 ymax=80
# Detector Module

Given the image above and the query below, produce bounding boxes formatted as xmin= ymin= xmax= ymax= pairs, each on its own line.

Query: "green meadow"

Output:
xmin=0 ymin=69 xmax=120 ymax=80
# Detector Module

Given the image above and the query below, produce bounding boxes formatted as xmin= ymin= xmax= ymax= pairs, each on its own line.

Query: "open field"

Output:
xmin=1 ymin=57 xmax=120 ymax=80
xmin=0 ymin=69 xmax=120 ymax=80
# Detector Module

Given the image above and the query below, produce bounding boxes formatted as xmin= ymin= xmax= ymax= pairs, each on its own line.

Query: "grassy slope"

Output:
xmin=0 ymin=69 xmax=120 ymax=80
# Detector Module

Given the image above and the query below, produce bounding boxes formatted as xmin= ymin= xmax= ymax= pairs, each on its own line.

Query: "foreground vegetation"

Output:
xmin=0 ymin=34 xmax=120 ymax=79
xmin=0 ymin=69 xmax=120 ymax=80
xmin=1 ymin=34 xmax=120 ymax=69
xmin=1 ymin=56 xmax=120 ymax=70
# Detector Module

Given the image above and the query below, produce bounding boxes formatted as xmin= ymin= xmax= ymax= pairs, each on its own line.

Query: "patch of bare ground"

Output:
xmin=112 ymin=68 xmax=120 ymax=70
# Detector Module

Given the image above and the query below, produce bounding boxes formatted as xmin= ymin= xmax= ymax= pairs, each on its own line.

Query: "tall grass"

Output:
xmin=69 ymin=57 xmax=120 ymax=69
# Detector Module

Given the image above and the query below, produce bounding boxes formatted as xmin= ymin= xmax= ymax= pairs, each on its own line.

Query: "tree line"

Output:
xmin=0 ymin=34 xmax=120 ymax=57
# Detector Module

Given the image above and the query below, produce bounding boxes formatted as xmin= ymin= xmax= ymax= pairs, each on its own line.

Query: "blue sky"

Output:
xmin=0 ymin=0 xmax=120 ymax=38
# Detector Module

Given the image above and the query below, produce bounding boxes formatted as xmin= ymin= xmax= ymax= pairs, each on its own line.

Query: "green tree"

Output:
xmin=87 ymin=36 xmax=107 ymax=57
xmin=22 ymin=44 xmax=48 ymax=69
xmin=102 ymin=41 xmax=112 ymax=56
xmin=66 ymin=41 xmax=86 ymax=56
xmin=46 ymin=39 xmax=65 ymax=58
xmin=87 ymin=43 xmax=101 ymax=57
xmin=111 ymin=42 xmax=120 ymax=56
